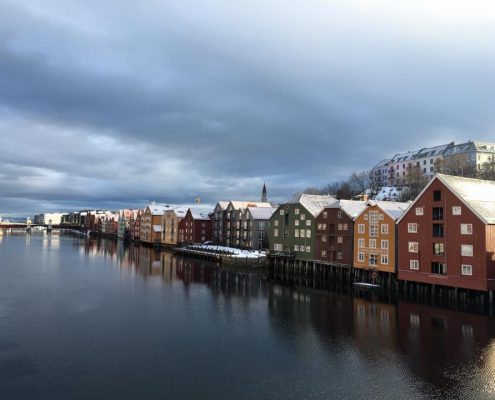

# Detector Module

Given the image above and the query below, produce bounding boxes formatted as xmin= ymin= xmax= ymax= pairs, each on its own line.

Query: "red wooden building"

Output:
xmin=315 ymin=200 xmax=367 ymax=266
xmin=178 ymin=208 xmax=213 ymax=244
xmin=397 ymin=174 xmax=495 ymax=293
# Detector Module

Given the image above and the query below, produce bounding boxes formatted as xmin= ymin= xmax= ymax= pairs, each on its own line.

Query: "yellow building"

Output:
xmin=353 ymin=201 xmax=409 ymax=274
xmin=140 ymin=204 xmax=174 ymax=244
xmin=162 ymin=207 xmax=188 ymax=246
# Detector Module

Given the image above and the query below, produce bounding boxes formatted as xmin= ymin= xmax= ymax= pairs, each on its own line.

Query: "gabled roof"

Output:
xmin=228 ymin=201 xmax=274 ymax=210
xmin=356 ymin=200 xmax=410 ymax=221
xmin=397 ymin=174 xmax=495 ymax=225
xmin=284 ymin=194 xmax=338 ymax=217
xmin=215 ymin=201 xmax=230 ymax=211
xmin=246 ymin=207 xmax=278 ymax=220
xmin=325 ymin=200 xmax=367 ymax=220
xmin=189 ymin=206 xmax=213 ymax=220
xmin=147 ymin=204 xmax=175 ymax=215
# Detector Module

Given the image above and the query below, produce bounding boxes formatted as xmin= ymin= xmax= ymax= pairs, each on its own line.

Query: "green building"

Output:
xmin=268 ymin=194 xmax=337 ymax=260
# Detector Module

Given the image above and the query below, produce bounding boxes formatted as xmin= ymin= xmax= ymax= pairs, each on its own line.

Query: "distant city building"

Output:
xmin=33 ymin=212 xmax=67 ymax=226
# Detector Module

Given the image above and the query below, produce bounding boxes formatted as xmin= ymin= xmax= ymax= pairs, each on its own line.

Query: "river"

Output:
xmin=0 ymin=233 xmax=494 ymax=399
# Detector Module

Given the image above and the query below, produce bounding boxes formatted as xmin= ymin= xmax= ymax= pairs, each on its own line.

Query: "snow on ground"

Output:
xmin=188 ymin=244 xmax=266 ymax=259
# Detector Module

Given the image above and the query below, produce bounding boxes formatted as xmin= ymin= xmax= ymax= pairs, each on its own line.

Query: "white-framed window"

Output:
xmin=461 ymin=224 xmax=472 ymax=235
xmin=322 ymin=223 xmax=327 ymax=230
xmin=358 ymin=224 xmax=365 ymax=234
xmin=321 ymin=235 xmax=327 ymax=242
xmin=415 ymin=207 xmax=424 ymax=216
xmin=452 ymin=206 xmax=462 ymax=215
xmin=461 ymin=244 xmax=473 ymax=257
xmin=408 ymin=242 xmax=418 ymax=253
xmin=379 ymin=214 xmax=384 ymax=220
xmin=369 ymin=224 xmax=378 ymax=237
xmin=461 ymin=264 xmax=472 ymax=276
xmin=358 ymin=238 xmax=365 ymax=248
xmin=381 ymin=240 xmax=388 ymax=250
xmin=306 ymin=246 xmax=311 ymax=253
xmin=321 ymin=250 xmax=326 ymax=257
xmin=294 ymin=245 xmax=300 ymax=251
xmin=337 ymin=236 xmax=343 ymax=244
xmin=317 ymin=223 xmax=323 ymax=230
xmin=301 ymin=214 xmax=306 ymax=220
xmin=300 ymin=245 xmax=305 ymax=252
xmin=295 ymin=208 xmax=300 ymax=215
xmin=337 ymin=210 xmax=343 ymax=218
xmin=343 ymin=223 xmax=348 ymax=230
xmin=369 ymin=239 xmax=377 ymax=248
xmin=381 ymin=224 xmax=389 ymax=234
xmin=410 ymin=260 xmax=419 ymax=270
xmin=410 ymin=313 xmax=420 ymax=327
xmin=369 ymin=211 xmax=379 ymax=224
xmin=408 ymin=223 xmax=417 ymax=233
xmin=274 ymin=229 xmax=279 ymax=237
xmin=322 ymin=211 xmax=327 ymax=218
xmin=337 ymin=252 xmax=343 ymax=260
xmin=274 ymin=243 xmax=283 ymax=251
xmin=306 ymin=229 xmax=311 ymax=238
xmin=300 ymin=229 xmax=305 ymax=238
xmin=274 ymin=220 xmax=279 ymax=227
xmin=364 ymin=214 xmax=368 ymax=220
xmin=279 ymin=210 xmax=284 ymax=215
xmin=338 ymin=223 xmax=343 ymax=230
xmin=295 ymin=229 xmax=299 ymax=238
xmin=381 ymin=254 xmax=389 ymax=265
xmin=306 ymin=220 xmax=311 ymax=226
xmin=358 ymin=252 xmax=365 ymax=262
xmin=295 ymin=220 xmax=299 ymax=226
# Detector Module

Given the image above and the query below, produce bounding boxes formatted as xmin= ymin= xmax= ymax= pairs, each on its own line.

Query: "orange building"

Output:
xmin=353 ymin=201 xmax=409 ymax=280
xmin=140 ymin=204 xmax=174 ymax=245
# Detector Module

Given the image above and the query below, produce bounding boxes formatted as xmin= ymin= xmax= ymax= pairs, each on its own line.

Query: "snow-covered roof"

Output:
xmin=366 ymin=200 xmax=410 ymax=220
xmin=414 ymin=143 xmax=453 ymax=159
xmin=372 ymin=158 xmax=390 ymax=169
xmin=147 ymin=204 xmax=175 ymax=215
xmin=326 ymin=200 xmax=367 ymax=219
xmin=164 ymin=206 xmax=189 ymax=218
xmin=228 ymin=201 xmax=274 ymax=210
xmin=473 ymin=141 xmax=495 ymax=153
xmin=437 ymin=174 xmax=495 ymax=224
xmin=247 ymin=207 xmax=277 ymax=220
xmin=215 ymin=201 xmax=230 ymax=211
xmin=189 ymin=206 xmax=213 ymax=220
xmin=285 ymin=194 xmax=338 ymax=217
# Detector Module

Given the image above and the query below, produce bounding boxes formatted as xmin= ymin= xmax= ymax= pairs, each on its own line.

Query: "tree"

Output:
xmin=435 ymin=154 xmax=476 ymax=178
xmin=399 ymin=165 xmax=429 ymax=201
xmin=302 ymin=187 xmax=322 ymax=195
xmin=348 ymin=170 xmax=370 ymax=195
xmin=480 ymin=157 xmax=495 ymax=181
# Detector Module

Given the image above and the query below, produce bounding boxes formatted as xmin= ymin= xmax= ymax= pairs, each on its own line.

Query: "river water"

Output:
xmin=0 ymin=233 xmax=494 ymax=399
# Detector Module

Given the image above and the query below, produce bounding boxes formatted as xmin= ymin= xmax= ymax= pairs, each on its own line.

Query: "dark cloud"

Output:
xmin=1 ymin=0 xmax=495 ymax=216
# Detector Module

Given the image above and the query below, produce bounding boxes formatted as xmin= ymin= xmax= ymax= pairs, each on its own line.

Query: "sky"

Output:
xmin=1 ymin=0 xmax=495 ymax=216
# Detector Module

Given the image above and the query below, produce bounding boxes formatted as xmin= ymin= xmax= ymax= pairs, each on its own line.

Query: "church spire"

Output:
xmin=261 ymin=182 xmax=268 ymax=202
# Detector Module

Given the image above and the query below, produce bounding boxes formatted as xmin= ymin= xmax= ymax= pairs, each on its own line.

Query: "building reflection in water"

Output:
xmin=78 ymin=238 xmax=495 ymax=399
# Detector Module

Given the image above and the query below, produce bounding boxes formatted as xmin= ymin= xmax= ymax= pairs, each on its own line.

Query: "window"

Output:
xmin=433 ymin=190 xmax=441 ymax=201
xmin=381 ymin=254 xmax=388 ymax=265
xmin=337 ymin=236 xmax=343 ymax=244
xmin=358 ymin=224 xmax=365 ymax=234
xmin=306 ymin=229 xmax=311 ymax=238
xmin=274 ymin=229 xmax=279 ymax=237
xmin=369 ymin=224 xmax=378 ymax=237
xmin=432 ymin=207 xmax=443 ymax=220
xmin=306 ymin=246 xmax=311 ymax=253
xmin=306 ymin=220 xmax=311 ymax=226
xmin=321 ymin=235 xmax=327 ymax=242
xmin=415 ymin=207 xmax=424 ymax=216
xmin=381 ymin=240 xmax=388 ymax=250
xmin=431 ymin=262 xmax=447 ymax=275
xmin=358 ymin=252 xmax=365 ymax=262
xmin=337 ymin=252 xmax=343 ymax=260
xmin=461 ymin=224 xmax=472 ymax=235
xmin=452 ymin=206 xmax=462 ymax=216
xmin=408 ymin=223 xmax=417 ymax=233
xmin=295 ymin=229 xmax=299 ymax=238
xmin=410 ymin=260 xmax=419 ymax=270
xmin=408 ymin=242 xmax=418 ymax=253
xmin=317 ymin=223 xmax=323 ymax=230
xmin=369 ymin=211 xmax=379 ymax=224
xmin=358 ymin=238 xmax=365 ymax=248
xmin=280 ymin=210 xmax=284 ymax=215
xmin=300 ymin=229 xmax=305 ymax=238
xmin=433 ymin=242 xmax=444 ymax=255
xmin=381 ymin=224 xmax=389 ymax=234
xmin=461 ymin=244 xmax=473 ymax=257
xmin=379 ymin=214 xmax=384 ymax=221
xmin=410 ymin=313 xmax=420 ymax=327
xmin=461 ymin=264 xmax=472 ymax=276
xmin=322 ymin=212 xmax=327 ymax=218
xmin=274 ymin=220 xmax=279 ymax=227
xmin=295 ymin=208 xmax=300 ymax=215
xmin=343 ymin=223 xmax=348 ymax=230
xmin=337 ymin=210 xmax=343 ymax=218
xmin=300 ymin=245 xmax=305 ymax=252
xmin=274 ymin=243 xmax=283 ymax=251
xmin=259 ymin=221 xmax=265 ymax=231
xmin=294 ymin=245 xmax=300 ymax=251
xmin=295 ymin=220 xmax=299 ymax=226
xmin=321 ymin=250 xmax=326 ymax=257
xmin=338 ymin=223 xmax=342 ymax=230
xmin=433 ymin=224 xmax=444 ymax=238
xmin=369 ymin=239 xmax=377 ymax=248
xmin=364 ymin=214 xmax=368 ymax=220
xmin=369 ymin=254 xmax=378 ymax=265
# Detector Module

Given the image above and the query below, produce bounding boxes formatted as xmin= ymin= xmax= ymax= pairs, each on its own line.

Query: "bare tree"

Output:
xmin=436 ymin=153 xmax=477 ymax=178
xmin=480 ymin=157 xmax=495 ymax=181
xmin=399 ymin=165 xmax=429 ymax=201
xmin=349 ymin=170 xmax=370 ymax=194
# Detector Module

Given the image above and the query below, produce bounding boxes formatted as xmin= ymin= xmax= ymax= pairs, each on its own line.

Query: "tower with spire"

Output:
xmin=261 ymin=183 xmax=268 ymax=202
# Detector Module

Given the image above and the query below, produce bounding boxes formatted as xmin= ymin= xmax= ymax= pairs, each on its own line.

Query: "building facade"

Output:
xmin=397 ymin=174 xmax=495 ymax=292
xmin=178 ymin=208 xmax=213 ymax=244
xmin=240 ymin=207 xmax=277 ymax=249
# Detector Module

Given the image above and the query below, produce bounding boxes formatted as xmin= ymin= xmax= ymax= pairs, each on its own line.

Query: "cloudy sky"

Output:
xmin=1 ymin=0 xmax=495 ymax=216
